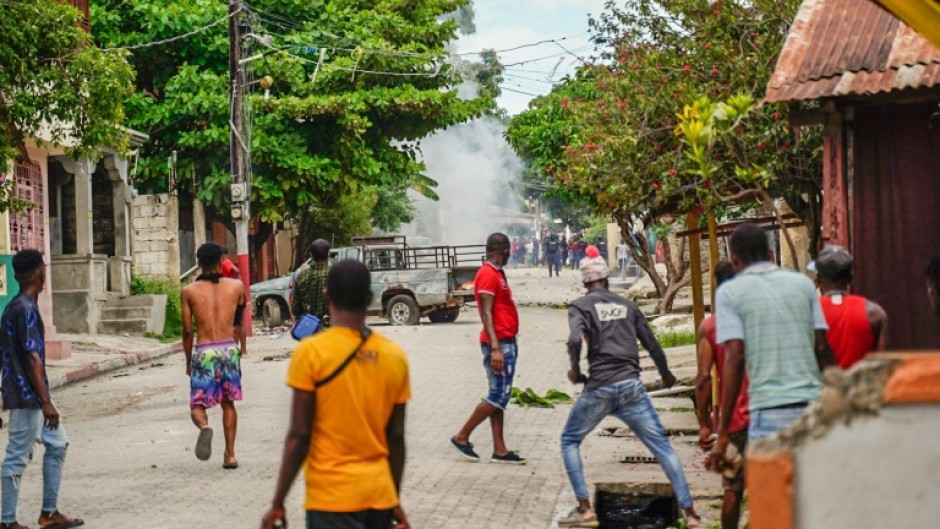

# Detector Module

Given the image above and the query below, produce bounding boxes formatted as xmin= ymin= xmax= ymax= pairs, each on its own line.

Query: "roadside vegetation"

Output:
xmin=131 ymin=277 xmax=184 ymax=341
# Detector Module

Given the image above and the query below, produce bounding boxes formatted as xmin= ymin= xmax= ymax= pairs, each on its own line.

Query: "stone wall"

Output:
xmin=131 ymin=194 xmax=180 ymax=279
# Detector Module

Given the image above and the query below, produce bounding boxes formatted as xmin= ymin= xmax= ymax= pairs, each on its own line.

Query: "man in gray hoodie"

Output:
xmin=557 ymin=253 xmax=701 ymax=528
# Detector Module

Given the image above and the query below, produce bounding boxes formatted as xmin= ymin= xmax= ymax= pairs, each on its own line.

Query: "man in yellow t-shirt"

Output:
xmin=261 ymin=260 xmax=411 ymax=529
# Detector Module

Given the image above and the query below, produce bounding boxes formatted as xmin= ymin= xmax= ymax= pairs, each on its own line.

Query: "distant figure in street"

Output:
xmin=708 ymin=224 xmax=836 ymax=473
xmin=617 ymin=241 xmax=630 ymax=279
xmin=811 ymin=245 xmax=888 ymax=367
xmin=525 ymin=239 xmax=534 ymax=267
xmin=694 ymin=261 xmax=746 ymax=529
xmin=220 ymin=246 xmax=240 ymax=280
xmin=544 ymin=232 xmax=562 ymax=277
xmin=450 ymin=233 xmax=526 ymax=465
xmin=181 ymin=242 xmax=247 ymax=469
xmin=511 ymin=237 xmax=521 ymax=265
xmin=291 ymin=239 xmax=331 ymax=326
xmin=0 ymin=250 xmax=84 ymax=529
xmin=560 ymin=233 xmax=569 ymax=269
xmin=261 ymin=261 xmax=411 ymax=529
xmin=568 ymin=236 xmax=580 ymax=269
xmin=558 ymin=255 xmax=701 ymax=528
xmin=927 ymin=256 xmax=940 ymax=317
xmin=595 ymin=236 xmax=608 ymax=261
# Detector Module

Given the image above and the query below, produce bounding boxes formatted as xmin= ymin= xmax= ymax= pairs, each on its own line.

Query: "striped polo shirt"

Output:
xmin=715 ymin=262 xmax=828 ymax=411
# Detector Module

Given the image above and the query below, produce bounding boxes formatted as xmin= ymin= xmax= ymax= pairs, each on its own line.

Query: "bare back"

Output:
xmin=182 ymin=278 xmax=246 ymax=344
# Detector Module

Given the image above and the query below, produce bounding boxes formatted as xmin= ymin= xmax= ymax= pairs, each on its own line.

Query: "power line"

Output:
xmin=100 ymin=10 xmax=239 ymax=51
xmin=502 ymin=86 xmax=542 ymax=97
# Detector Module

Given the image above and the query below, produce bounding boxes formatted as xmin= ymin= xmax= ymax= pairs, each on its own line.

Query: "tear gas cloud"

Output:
xmin=403 ymin=116 xmax=528 ymax=246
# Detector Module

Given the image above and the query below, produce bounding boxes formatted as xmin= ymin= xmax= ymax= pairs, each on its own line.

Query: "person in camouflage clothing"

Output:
xmin=290 ymin=240 xmax=331 ymax=325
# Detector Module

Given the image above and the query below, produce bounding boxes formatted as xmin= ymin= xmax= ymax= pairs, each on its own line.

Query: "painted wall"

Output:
xmin=795 ymin=405 xmax=940 ymax=527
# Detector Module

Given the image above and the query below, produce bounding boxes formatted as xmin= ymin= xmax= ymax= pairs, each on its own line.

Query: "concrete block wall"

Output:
xmin=131 ymin=194 xmax=180 ymax=279
xmin=747 ymin=354 xmax=940 ymax=529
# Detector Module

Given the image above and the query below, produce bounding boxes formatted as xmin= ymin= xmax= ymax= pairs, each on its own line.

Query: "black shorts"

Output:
xmin=306 ymin=509 xmax=394 ymax=529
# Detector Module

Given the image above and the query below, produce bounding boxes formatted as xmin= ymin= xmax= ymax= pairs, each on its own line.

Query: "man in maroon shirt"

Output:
xmin=450 ymin=233 xmax=525 ymax=465
xmin=695 ymin=261 xmax=747 ymax=529
xmin=811 ymin=246 xmax=887 ymax=367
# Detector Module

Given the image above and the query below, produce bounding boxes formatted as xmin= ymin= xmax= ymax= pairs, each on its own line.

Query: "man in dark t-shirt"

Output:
xmin=557 ymin=254 xmax=700 ymax=528
xmin=0 ymin=250 xmax=82 ymax=529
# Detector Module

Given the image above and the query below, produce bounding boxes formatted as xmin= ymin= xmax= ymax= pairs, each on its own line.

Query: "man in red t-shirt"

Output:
xmin=220 ymin=247 xmax=240 ymax=280
xmin=450 ymin=233 xmax=525 ymax=465
xmin=695 ymin=260 xmax=747 ymax=529
xmin=811 ymin=246 xmax=887 ymax=368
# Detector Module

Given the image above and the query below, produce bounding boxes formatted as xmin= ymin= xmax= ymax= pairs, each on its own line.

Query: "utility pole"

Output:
xmin=229 ymin=0 xmax=253 ymax=335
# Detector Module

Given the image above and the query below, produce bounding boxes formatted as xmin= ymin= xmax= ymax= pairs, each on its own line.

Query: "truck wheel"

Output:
xmin=428 ymin=308 xmax=460 ymax=323
xmin=387 ymin=295 xmax=420 ymax=326
xmin=262 ymin=298 xmax=283 ymax=328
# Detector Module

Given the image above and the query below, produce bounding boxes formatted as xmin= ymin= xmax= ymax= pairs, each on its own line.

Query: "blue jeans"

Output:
xmin=749 ymin=404 xmax=808 ymax=441
xmin=1 ymin=407 xmax=69 ymax=523
xmin=481 ymin=340 xmax=517 ymax=410
xmin=560 ymin=379 xmax=693 ymax=509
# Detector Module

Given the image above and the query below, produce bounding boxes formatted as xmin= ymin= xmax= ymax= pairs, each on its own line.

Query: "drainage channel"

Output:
xmin=595 ymin=482 xmax=678 ymax=529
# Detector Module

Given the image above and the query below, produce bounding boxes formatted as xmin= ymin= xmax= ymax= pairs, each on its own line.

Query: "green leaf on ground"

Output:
xmin=511 ymin=387 xmax=573 ymax=408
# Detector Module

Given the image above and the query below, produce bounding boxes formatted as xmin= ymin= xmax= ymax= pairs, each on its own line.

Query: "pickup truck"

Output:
xmin=251 ymin=236 xmax=483 ymax=328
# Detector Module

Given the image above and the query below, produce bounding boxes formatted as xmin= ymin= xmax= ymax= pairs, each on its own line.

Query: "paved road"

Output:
xmin=10 ymin=268 xmax=718 ymax=529
xmin=8 ymin=306 xmax=577 ymax=529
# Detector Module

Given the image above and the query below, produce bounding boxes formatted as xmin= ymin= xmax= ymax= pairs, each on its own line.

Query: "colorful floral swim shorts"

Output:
xmin=190 ymin=340 xmax=242 ymax=409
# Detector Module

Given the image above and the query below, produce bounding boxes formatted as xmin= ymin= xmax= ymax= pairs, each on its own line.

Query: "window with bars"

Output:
xmin=11 ymin=161 xmax=45 ymax=253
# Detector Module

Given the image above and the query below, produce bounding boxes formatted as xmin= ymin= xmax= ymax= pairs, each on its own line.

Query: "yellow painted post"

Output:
xmin=688 ymin=212 xmax=705 ymax=334
xmin=707 ymin=212 xmax=721 ymax=409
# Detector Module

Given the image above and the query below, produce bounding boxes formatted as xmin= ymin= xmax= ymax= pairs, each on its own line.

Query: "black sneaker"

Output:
xmin=450 ymin=437 xmax=480 ymax=462
xmin=491 ymin=451 xmax=526 ymax=465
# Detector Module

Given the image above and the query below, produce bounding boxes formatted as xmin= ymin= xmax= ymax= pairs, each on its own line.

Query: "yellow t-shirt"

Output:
xmin=286 ymin=326 xmax=411 ymax=512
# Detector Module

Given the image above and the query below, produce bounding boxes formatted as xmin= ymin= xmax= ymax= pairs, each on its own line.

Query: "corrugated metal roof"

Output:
xmin=765 ymin=0 xmax=940 ymax=102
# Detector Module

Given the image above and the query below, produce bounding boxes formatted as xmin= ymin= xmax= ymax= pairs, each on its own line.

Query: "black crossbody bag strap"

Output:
xmin=316 ymin=328 xmax=372 ymax=388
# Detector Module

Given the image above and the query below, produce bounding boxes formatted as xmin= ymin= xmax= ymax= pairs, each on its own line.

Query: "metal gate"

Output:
xmin=10 ymin=161 xmax=44 ymax=253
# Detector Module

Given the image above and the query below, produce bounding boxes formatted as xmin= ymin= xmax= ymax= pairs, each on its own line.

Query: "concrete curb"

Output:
xmin=48 ymin=341 xmax=183 ymax=390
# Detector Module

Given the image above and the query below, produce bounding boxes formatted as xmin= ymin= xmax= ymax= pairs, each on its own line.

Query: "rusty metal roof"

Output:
xmin=765 ymin=0 xmax=940 ymax=102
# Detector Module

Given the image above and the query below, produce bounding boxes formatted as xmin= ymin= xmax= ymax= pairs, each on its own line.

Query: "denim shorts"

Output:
xmin=481 ymin=339 xmax=517 ymax=410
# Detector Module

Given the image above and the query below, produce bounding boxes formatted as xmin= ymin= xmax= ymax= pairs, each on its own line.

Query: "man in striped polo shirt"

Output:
xmin=707 ymin=224 xmax=837 ymax=471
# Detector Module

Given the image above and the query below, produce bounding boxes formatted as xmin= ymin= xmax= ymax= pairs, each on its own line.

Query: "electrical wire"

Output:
xmin=99 ymin=9 xmax=240 ymax=51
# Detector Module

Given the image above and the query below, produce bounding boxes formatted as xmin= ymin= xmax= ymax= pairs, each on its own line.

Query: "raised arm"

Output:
xmin=694 ymin=322 xmax=715 ymax=450
xmin=478 ymin=293 xmax=503 ymax=373
xmin=566 ymin=306 xmax=587 ymax=384
xmin=181 ymin=288 xmax=194 ymax=376
xmin=261 ymin=389 xmax=316 ymax=529
xmin=635 ymin=307 xmax=674 ymax=386
xmin=867 ymin=301 xmax=889 ymax=351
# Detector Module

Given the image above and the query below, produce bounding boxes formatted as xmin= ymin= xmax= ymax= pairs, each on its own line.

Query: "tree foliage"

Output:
xmin=91 ymin=0 xmax=489 ymax=238
xmin=0 ymin=0 xmax=133 ymax=211
xmin=508 ymin=0 xmax=821 ymax=311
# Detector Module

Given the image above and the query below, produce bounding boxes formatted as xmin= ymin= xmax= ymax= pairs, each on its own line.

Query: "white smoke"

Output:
xmin=404 ymin=116 xmax=526 ymax=246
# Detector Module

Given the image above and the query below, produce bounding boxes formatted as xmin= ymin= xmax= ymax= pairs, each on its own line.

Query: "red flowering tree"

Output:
xmin=508 ymin=0 xmax=821 ymax=312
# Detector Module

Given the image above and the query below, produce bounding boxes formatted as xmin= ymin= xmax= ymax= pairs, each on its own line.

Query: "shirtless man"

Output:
xmin=181 ymin=242 xmax=247 ymax=469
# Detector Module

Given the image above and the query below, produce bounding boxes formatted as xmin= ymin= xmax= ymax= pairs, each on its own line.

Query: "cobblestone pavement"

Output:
xmin=4 ymin=271 xmax=719 ymax=528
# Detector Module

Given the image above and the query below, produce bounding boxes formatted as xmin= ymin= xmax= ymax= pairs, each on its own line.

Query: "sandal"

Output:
xmin=195 ymin=427 xmax=213 ymax=461
xmin=37 ymin=511 xmax=84 ymax=529
xmin=222 ymin=460 xmax=239 ymax=470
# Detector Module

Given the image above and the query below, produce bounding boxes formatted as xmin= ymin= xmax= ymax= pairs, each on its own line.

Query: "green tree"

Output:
xmin=92 ymin=0 xmax=489 ymax=249
xmin=0 ymin=0 xmax=133 ymax=211
xmin=508 ymin=0 xmax=821 ymax=312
